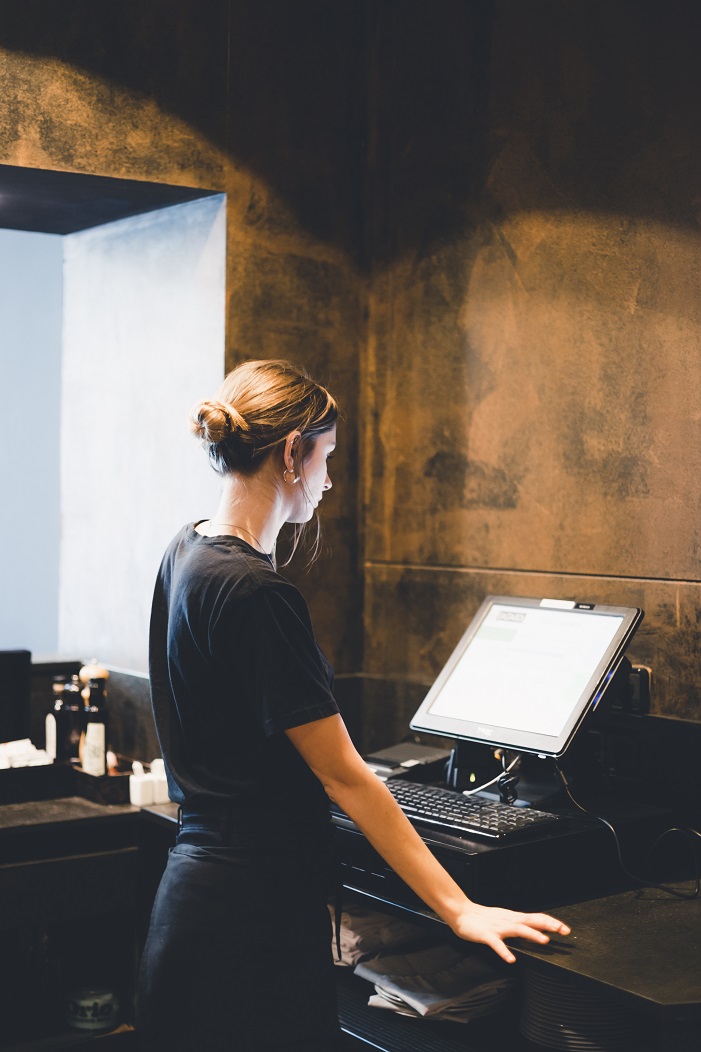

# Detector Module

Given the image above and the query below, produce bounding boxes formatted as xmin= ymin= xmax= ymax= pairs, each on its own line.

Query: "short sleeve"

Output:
xmin=246 ymin=584 xmax=339 ymax=736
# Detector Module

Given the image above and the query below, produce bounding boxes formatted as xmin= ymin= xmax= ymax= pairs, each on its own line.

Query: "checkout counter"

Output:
xmin=135 ymin=792 xmax=701 ymax=1052
xmin=1 ymin=605 xmax=700 ymax=1052
xmin=0 ymin=788 xmax=698 ymax=1052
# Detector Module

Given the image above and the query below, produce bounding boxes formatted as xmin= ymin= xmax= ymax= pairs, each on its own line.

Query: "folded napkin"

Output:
xmin=328 ymin=902 xmax=435 ymax=967
xmin=354 ymin=942 xmax=514 ymax=1022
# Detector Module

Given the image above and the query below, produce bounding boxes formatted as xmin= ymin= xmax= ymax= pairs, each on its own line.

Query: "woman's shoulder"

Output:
xmin=159 ymin=525 xmax=309 ymax=608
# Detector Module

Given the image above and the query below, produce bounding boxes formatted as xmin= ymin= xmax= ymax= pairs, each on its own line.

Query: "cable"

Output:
xmin=462 ymin=754 xmax=521 ymax=797
xmin=554 ymin=764 xmax=700 ymax=900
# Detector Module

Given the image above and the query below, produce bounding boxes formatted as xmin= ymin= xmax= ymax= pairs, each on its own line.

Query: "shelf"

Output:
xmin=336 ymin=970 xmax=529 ymax=1052
xmin=5 ymin=1023 xmax=137 ymax=1051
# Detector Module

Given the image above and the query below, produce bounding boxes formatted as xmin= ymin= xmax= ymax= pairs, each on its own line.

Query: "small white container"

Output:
xmin=64 ymin=987 xmax=120 ymax=1032
xmin=129 ymin=760 xmax=154 ymax=806
xmin=129 ymin=774 xmax=154 ymax=806
xmin=149 ymin=758 xmax=170 ymax=804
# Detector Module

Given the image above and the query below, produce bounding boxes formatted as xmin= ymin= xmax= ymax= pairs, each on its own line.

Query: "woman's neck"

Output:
xmin=207 ymin=472 xmax=286 ymax=553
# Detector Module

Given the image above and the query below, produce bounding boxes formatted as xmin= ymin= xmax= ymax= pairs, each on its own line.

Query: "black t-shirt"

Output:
xmin=148 ymin=524 xmax=340 ymax=845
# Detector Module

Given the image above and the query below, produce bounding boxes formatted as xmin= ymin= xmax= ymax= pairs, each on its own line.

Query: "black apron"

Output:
xmin=137 ymin=815 xmax=342 ymax=1051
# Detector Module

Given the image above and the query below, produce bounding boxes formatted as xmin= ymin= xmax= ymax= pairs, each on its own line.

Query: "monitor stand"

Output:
xmin=445 ymin=740 xmax=563 ymax=808
xmin=442 ymin=658 xmax=647 ymax=808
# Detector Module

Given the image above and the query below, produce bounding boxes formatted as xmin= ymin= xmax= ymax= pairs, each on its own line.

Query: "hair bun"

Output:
xmin=189 ymin=400 xmax=248 ymax=444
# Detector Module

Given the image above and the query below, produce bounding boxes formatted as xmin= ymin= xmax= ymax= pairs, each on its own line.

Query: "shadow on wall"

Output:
xmin=2 ymin=1 xmax=701 ymax=260
xmin=0 ymin=0 xmax=365 ymax=262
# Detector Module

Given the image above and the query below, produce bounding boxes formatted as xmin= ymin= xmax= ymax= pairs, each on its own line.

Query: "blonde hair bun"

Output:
xmin=189 ymin=399 xmax=248 ymax=444
xmin=191 ymin=359 xmax=338 ymax=481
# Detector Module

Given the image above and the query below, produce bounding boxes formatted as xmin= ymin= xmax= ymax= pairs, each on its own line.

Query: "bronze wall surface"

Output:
xmin=1 ymin=0 xmax=700 ymax=732
xmin=363 ymin=0 xmax=701 ymax=721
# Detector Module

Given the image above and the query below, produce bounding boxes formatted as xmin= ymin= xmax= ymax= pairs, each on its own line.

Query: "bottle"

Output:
xmin=46 ymin=676 xmax=84 ymax=764
xmin=63 ymin=677 xmax=86 ymax=765
xmin=78 ymin=659 xmax=110 ymax=690
xmin=45 ymin=676 xmax=65 ymax=762
xmin=82 ymin=678 xmax=110 ymax=777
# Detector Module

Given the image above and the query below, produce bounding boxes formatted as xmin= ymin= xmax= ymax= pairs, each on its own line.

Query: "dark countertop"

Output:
xmin=2 ymin=796 xmax=699 ymax=1024
xmin=0 ymin=796 xmax=141 ymax=868
xmin=142 ymin=803 xmax=701 ymax=1018
xmin=0 ymin=795 xmax=137 ymax=830
xmin=140 ymin=801 xmax=179 ymax=825
xmin=514 ymin=883 xmax=701 ymax=1015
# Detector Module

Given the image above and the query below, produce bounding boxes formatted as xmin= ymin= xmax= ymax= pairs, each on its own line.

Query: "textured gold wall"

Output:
xmin=363 ymin=1 xmax=701 ymax=720
xmin=2 ymin=0 xmax=700 ymax=727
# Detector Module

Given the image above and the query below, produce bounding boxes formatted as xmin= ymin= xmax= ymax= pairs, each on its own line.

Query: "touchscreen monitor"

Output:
xmin=409 ymin=596 xmax=643 ymax=757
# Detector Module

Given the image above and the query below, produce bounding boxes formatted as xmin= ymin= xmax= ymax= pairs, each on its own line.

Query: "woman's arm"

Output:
xmin=286 ymin=713 xmax=570 ymax=964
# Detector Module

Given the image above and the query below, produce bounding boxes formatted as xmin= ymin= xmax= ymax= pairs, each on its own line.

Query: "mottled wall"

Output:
xmin=3 ymin=0 xmax=701 ymax=741
xmin=0 ymin=0 xmax=365 ymax=673
xmin=363 ymin=0 xmax=701 ymax=725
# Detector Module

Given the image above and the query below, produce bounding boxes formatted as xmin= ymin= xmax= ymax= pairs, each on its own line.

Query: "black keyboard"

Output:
xmin=386 ymin=780 xmax=563 ymax=840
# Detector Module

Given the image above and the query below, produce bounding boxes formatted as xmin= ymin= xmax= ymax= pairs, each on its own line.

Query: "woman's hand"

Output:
xmin=286 ymin=715 xmax=572 ymax=966
xmin=450 ymin=903 xmax=571 ymax=964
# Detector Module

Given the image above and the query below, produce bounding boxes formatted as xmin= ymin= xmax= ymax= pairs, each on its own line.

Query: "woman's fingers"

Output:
xmin=500 ymin=914 xmax=571 ymax=956
xmin=484 ymin=934 xmax=517 ymax=965
xmin=510 ymin=924 xmax=552 ymax=943
xmin=522 ymin=912 xmax=571 ymax=935
xmin=452 ymin=904 xmax=571 ymax=963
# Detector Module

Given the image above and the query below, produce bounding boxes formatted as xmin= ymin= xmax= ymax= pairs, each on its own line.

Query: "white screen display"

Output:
xmin=427 ymin=604 xmax=624 ymax=738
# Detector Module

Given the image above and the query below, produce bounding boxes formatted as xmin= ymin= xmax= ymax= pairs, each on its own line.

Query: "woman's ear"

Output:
xmin=283 ymin=430 xmax=302 ymax=473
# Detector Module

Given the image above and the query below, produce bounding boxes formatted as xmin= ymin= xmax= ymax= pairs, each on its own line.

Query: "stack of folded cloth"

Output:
xmin=329 ymin=901 xmax=435 ymax=967
xmin=354 ymin=943 xmax=515 ymax=1023
xmin=330 ymin=903 xmax=515 ymax=1023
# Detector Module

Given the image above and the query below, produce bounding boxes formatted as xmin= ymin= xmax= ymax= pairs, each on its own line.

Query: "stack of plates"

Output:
xmin=519 ymin=967 xmax=652 ymax=1052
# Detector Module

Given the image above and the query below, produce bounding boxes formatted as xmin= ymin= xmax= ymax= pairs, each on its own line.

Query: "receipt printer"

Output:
xmin=363 ymin=741 xmax=451 ymax=781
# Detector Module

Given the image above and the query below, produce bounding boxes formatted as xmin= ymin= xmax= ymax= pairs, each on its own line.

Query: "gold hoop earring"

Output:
xmin=283 ymin=468 xmax=299 ymax=484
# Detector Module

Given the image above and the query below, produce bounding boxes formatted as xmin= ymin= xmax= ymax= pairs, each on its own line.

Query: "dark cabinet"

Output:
xmin=0 ymin=798 xmax=142 ymax=1051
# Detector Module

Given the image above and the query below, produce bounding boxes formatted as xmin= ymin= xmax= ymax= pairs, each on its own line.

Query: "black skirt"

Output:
xmin=137 ymin=830 xmax=341 ymax=1051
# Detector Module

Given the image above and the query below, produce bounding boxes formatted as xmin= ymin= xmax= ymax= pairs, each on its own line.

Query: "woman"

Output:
xmin=137 ymin=359 xmax=569 ymax=1051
